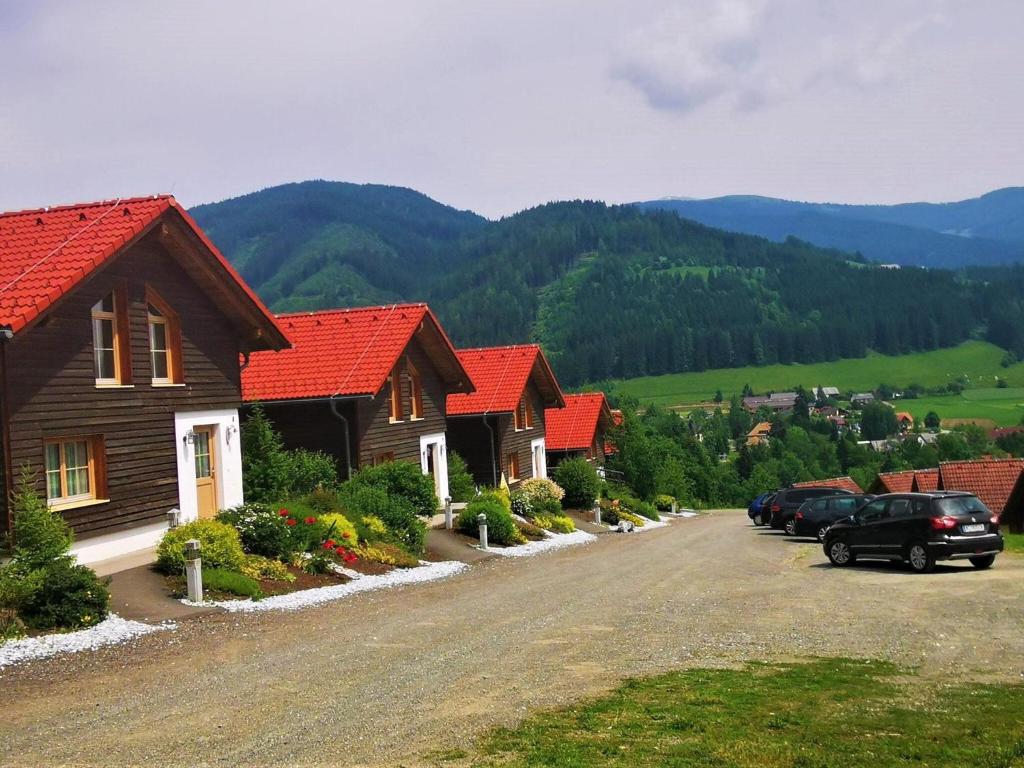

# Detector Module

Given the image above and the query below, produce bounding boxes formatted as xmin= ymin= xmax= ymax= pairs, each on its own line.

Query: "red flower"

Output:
xmin=304 ymin=516 xmax=316 ymax=525
xmin=341 ymin=531 xmax=351 ymax=539
xmin=343 ymin=552 xmax=358 ymax=564
xmin=285 ymin=518 xmax=297 ymax=527
xmin=278 ymin=509 xmax=290 ymax=517
xmin=335 ymin=545 xmax=347 ymax=555
xmin=323 ymin=540 xmax=336 ymax=550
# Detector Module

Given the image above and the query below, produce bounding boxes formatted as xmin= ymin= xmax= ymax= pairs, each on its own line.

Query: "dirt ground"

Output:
xmin=2 ymin=510 xmax=1022 ymax=767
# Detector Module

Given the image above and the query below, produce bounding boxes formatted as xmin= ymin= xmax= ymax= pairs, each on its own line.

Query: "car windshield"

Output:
xmin=935 ymin=496 xmax=991 ymax=516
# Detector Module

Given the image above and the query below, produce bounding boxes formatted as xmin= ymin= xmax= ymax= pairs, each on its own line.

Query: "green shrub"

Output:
xmin=10 ymin=469 xmax=74 ymax=571
xmin=599 ymin=498 xmax=645 ymax=526
xmin=287 ymin=449 xmax=339 ymax=497
xmin=654 ymin=494 xmax=676 ymax=512
xmin=554 ymin=458 xmax=601 ymax=509
xmin=202 ymin=568 xmax=263 ymax=599
xmin=519 ymin=477 xmax=565 ymax=506
xmin=19 ymin=561 xmax=110 ymax=630
xmin=359 ymin=514 xmax=388 ymax=539
xmin=217 ymin=503 xmax=295 ymax=560
xmin=516 ymin=519 xmax=546 ymax=540
xmin=359 ymin=543 xmax=421 ymax=568
xmin=338 ymin=483 xmax=426 ymax=554
xmin=156 ymin=520 xmax=245 ymax=574
xmin=0 ymin=567 xmax=42 ymax=640
xmin=457 ymin=497 xmax=525 ymax=546
xmin=241 ymin=404 xmax=292 ymax=503
xmin=239 ymin=554 xmax=295 ymax=582
xmin=631 ymin=500 xmax=660 ymax=520
xmin=447 ymin=451 xmax=476 ymax=503
xmin=348 ymin=461 xmax=438 ymax=517
xmin=548 ymin=515 xmax=576 ymax=534
xmin=301 ymin=486 xmax=343 ymax=514
xmin=318 ymin=513 xmax=359 ymax=548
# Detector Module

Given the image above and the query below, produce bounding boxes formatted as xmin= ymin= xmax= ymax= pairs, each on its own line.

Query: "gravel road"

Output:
xmin=2 ymin=510 xmax=1022 ymax=767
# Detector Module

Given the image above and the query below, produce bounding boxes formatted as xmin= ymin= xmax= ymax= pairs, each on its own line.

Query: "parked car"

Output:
xmin=823 ymin=492 xmax=1004 ymax=573
xmin=747 ymin=492 xmax=774 ymax=526
xmin=791 ymin=494 xmax=875 ymax=539
xmin=768 ymin=487 xmax=854 ymax=530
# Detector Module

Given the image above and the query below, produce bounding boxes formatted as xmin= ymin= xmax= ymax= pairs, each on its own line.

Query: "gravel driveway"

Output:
xmin=2 ymin=510 xmax=1022 ymax=767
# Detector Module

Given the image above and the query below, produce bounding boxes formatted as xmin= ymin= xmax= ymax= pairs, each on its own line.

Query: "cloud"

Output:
xmin=611 ymin=0 xmax=771 ymax=113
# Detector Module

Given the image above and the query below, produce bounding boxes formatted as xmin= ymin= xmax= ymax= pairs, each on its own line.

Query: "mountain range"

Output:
xmin=635 ymin=188 xmax=1024 ymax=268
xmin=190 ymin=181 xmax=1024 ymax=386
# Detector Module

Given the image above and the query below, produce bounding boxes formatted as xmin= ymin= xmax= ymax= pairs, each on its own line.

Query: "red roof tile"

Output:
xmin=545 ymin=392 xmax=613 ymax=452
xmin=447 ymin=345 xmax=564 ymax=416
xmin=937 ymin=459 xmax=1024 ymax=514
xmin=242 ymin=304 xmax=468 ymax=402
xmin=912 ymin=469 xmax=939 ymax=492
xmin=792 ymin=476 xmax=863 ymax=493
xmin=0 ymin=196 xmax=286 ymax=346
xmin=875 ymin=470 xmax=917 ymax=493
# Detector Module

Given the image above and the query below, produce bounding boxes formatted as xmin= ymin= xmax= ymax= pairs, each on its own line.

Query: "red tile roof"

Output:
xmin=545 ymin=392 xmax=613 ymax=452
xmin=792 ymin=476 xmax=863 ymax=493
xmin=911 ymin=469 xmax=939 ymax=492
xmin=0 ymin=196 xmax=286 ymax=347
xmin=874 ymin=470 xmax=916 ymax=493
xmin=937 ymin=459 xmax=1024 ymax=514
xmin=242 ymin=304 xmax=471 ymax=402
xmin=447 ymin=344 xmax=564 ymax=416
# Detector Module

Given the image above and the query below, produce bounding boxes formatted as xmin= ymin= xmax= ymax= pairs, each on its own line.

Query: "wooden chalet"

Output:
xmin=544 ymin=392 xmax=614 ymax=468
xmin=446 ymin=345 xmax=565 ymax=487
xmin=242 ymin=304 xmax=473 ymax=504
xmin=0 ymin=196 xmax=289 ymax=564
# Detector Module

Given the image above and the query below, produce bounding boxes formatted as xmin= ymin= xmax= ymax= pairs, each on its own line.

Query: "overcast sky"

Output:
xmin=1 ymin=0 xmax=1021 ymax=218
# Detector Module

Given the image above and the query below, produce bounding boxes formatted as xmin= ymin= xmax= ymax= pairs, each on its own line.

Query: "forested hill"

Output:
xmin=635 ymin=188 xmax=1024 ymax=269
xmin=192 ymin=181 xmax=1005 ymax=387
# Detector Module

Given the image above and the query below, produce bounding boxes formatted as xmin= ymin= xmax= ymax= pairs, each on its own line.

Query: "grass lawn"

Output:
xmin=1004 ymin=533 xmax=1024 ymax=554
xmin=433 ymin=659 xmax=1024 ymax=767
xmin=899 ymin=390 xmax=1024 ymax=427
xmin=612 ymin=341 xmax=1024 ymax=410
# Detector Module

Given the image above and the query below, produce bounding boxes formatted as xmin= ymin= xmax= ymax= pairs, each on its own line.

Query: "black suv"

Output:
xmin=791 ymin=494 xmax=875 ymax=540
xmin=768 ymin=486 xmax=854 ymax=530
xmin=823 ymin=492 xmax=1004 ymax=573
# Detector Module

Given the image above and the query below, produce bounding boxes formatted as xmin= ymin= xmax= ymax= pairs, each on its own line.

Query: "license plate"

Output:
xmin=961 ymin=523 xmax=985 ymax=533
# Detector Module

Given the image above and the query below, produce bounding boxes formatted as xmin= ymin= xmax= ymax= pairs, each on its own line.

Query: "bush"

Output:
xmin=0 ymin=567 xmax=42 ymax=640
xmin=457 ymin=496 xmax=525 ymax=546
xmin=359 ymin=543 xmax=420 ymax=568
xmin=348 ymin=461 xmax=438 ymax=517
xmin=516 ymin=519 xmax=546 ymax=540
xmin=447 ymin=451 xmax=476 ymax=503
xmin=202 ymin=568 xmax=263 ymax=599
xmin=217 ymin=503 xmax=295 ymax=560
xmin=318 ymin=513 xmax=359 ymax=548
xmin=359 ymin=514 xmax=388 ymax=539
xmin=519 ymin=477 xmax=565 ymax=505
xmin=241 ymin=404 xmax=293 ymax=503
xmin=156 ymin=520 xmax=245 ymax=574
xmin=338 ymin=483 xmax=426 ymax=554
xmin=547 ymin=515 xmax=576 ymax=534
xmin=302 ymin=486 xmax=343 ymax=514
xmin=239 ymin=554 xmax=295 ymax=582
xmin=654 ymin=494 xmax=676 ymax=512
xmin=287 ymin=449 xmax=339 ymax=496
xmin=19 ymin=560 xmax=110 ymax=630
xmin=554 ymin=459 xmax=601 ymax=509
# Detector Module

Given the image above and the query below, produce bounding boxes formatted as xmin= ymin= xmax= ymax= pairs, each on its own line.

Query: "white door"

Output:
xmin=420 ymin=433 xmax=449 ymax=505
xmin=531 ymin=437 xmax=547 ymax=479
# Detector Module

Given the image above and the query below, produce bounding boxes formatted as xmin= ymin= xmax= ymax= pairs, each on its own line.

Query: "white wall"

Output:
xmin=420 ymin=432 xmax=449 ymax=504
xmin=531 ymin=437 xmax=547 ymax=479
xmin=173 ymin=409 xmax=244 ymax=523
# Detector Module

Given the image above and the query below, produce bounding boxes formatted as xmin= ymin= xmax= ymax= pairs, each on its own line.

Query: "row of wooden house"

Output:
xmin=0 ymin=196 xmax=618 ymax=567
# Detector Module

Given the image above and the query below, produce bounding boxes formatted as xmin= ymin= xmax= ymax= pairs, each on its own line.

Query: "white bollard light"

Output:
xmin=166 ymin=508 xmax=181 ymax=529
xmin=184 ymin=538 xmax=203 ymax=603
xmin=671 ymin=501 xmax=678 ymax=515
xmin=477 ymin=512 xmax=489 ymax=550
xmin=444 ymin=496 xmax=453 ymax=530
xmin=593 ymin=504 xmax=602 ymax=525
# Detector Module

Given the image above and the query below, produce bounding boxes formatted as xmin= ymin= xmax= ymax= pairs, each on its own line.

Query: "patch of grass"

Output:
xmin=1003 ymin=533 xmax=1024 ymax=554
xmin=202 ymin=568 xmax=263 ymax=599
xmin=450 ymin=659 xmax=1024 ymax=767
xmin=613 ymin=341 xmax=1024 ymax=410
xmin=900 ymin=391 xmax=1024 ymax=427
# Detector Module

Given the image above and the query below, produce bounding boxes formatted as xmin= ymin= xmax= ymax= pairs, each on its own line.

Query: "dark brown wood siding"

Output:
xmin=254 ymin=335 xmax=451 ymax=479
xmin=0 ymin=232 xmax=242 ymax=538
xmin=448 ymin=381 xmax=549 ymax=487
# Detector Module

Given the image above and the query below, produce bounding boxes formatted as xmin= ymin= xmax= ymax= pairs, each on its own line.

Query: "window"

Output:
xmin=408 ymin=361 xmax=424 ymax=420
xmin=44 ymin=436 xmax=105 ymax=506
xmin=514 ymin=397 xmax=533 ymax=430
xmin=507 ymin=451 xmax=520 ymax=481
xmin=833 ymin=497 xmax=858 ymax=513
xmin=889 ymin=499 xmax=911 ymax=518
xmin=858 ymin=499 xmax=890 ymax=523
xmin=810 ymin=498 xmax=829 ymax=512
xmin=389 ymin=368 xmax=403 ymax=422
xmin=92 ymin=290 xmax=128 ymax=384
xmin=146 ymin=288 xmax=182 ymax=384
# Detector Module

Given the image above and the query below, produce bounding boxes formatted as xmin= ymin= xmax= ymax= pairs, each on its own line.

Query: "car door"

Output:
xmin=850 ymin=498 xmax=891 ymax=555
xmin=828 ymin=495 xmax=859 ymax=526
xmin=878 ymin=497 xmax=914 ymax=555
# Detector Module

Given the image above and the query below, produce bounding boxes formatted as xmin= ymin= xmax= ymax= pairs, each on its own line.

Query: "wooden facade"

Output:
xmin=0 ymin=227 xmax=277 ymax=541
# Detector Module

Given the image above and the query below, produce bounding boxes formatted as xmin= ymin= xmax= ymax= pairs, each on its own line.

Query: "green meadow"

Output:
xmin=611 ymin=341 xmax=1024 ymax=425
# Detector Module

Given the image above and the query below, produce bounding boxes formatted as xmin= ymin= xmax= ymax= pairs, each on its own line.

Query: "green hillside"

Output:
xmin=611 ymin=341 xmax=1024 ymax=408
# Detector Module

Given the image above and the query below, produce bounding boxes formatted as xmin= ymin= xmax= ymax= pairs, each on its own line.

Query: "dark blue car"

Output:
xmin=748 ymin=492 xmax=773 ymax=526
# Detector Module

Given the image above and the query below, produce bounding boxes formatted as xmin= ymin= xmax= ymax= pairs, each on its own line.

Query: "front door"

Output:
xmin=193 ymin=426 xmax=218 ymax=519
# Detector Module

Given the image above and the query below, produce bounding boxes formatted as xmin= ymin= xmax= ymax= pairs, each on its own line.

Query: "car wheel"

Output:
xmin=969 ymin=554 xmax=996 ymax=570
xmin=784 ymin=518 xmax=797 ymax=536
xmin=826 ymin=539 xmax=855 ymax=567
xmin=907 ymin=542 xmax=936 ymax=573
xmin=816 ymin=525 xmax=829 ymax=542
xmin=752 ymin=515 xmax=764 ymax=527
xmin=758 ymin=511 xmax=770 ymax=526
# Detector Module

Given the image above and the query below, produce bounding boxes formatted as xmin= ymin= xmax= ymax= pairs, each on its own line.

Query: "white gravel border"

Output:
xmin=488 ymin=529 xmax=596 ymax=558
xmin=188 ymin=559 xmax=469 ymax=613
xmin=0 ymin=615 xmax=175 ymax=670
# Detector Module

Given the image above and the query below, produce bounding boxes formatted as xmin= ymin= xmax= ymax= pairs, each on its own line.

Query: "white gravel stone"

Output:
xmin=0 ymin=615 xmax=175 ymax=670
xmin=189 ymin=559 xmax=469 ymax=613
xmin=608 ymin=515 xmax=672 ymax=533
xmin=488 ymin=529 xmax=596 ymax=558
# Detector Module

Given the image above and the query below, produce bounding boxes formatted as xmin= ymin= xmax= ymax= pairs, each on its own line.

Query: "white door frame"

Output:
xmin=419 ymin=432 xmax=449 ymax=505
xmin=174 ymin=409 xmax=244 ymax=523
xmin=530 ymin=437 xmax=547 ymax=479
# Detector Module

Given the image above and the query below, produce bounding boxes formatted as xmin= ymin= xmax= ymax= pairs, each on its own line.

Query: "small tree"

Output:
xmin=924 ymin=411 xmax=941 ymax=430
xmin=447 ymin=451 xmax=476 ymax=503
xmin=10 ymin=467 xmax=73 ymax=571
xmin=554 ymin=458 xmax=601 ymax=509
xmin=860 ymin=402 xmax=899 ymax=441
xmin=241 ymin=404 xmax=294 ymax=502
xmin=713 ymin=389 xmax=724 ymax=403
